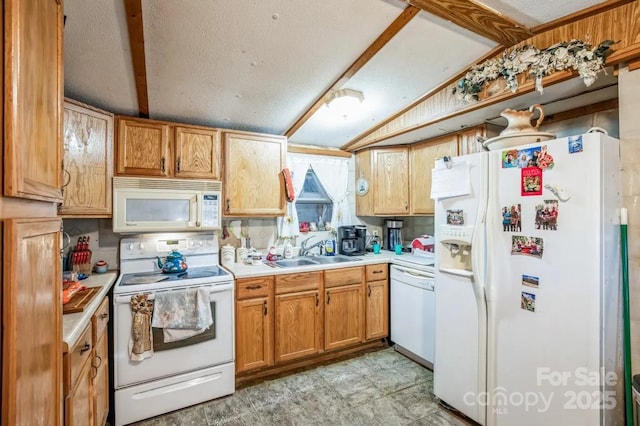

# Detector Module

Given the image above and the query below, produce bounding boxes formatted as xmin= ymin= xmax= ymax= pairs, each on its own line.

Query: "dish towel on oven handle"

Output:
xmin=151 ymin=287 xmax=213 ymax=343
xmin=129 ymin=294 xmax=154 ymax=361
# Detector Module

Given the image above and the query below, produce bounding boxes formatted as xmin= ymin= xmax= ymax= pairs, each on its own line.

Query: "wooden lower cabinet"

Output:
xmin=275 ymin=290 xmax=321 ymax=362
xmin=65 ymin=355 xmax=93 ymax=426
xmin=365 ymin=280 xmax=389 ymax=340
xmin=324 ymin=284 xmax=364 ymax=350
xmin=92 ymin=297 xmax=110 ymax=426
xmin=235 ymin=297 xmax=274 ymax=373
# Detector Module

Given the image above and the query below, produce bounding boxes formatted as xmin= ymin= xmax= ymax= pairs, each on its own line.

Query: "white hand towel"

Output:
xmin=151 ymin=287 xmax=213 ymax=342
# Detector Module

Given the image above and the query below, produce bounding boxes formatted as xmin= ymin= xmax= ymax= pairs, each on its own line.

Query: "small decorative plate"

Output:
xmin=356 ymin=177 xmax=369 ymax=196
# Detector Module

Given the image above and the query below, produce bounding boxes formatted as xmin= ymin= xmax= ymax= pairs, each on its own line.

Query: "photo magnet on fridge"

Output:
xmin=521 ymin=291 xmax=536 ymax=312
xmin=568 ymin=135 xmax=583 ymax=153
xmin=501 ymin=203 xmax=521 ymax=232
xmin=501 ymin=146 xmax=541 ymax=168
xmin=446 ymin=209 xmax=464 ymax=225
xmin=521 ymin=167 xmax=542 ymax=196
xmin=534 ymin=200 xmax=559 ymax=230
xmin=522 ymin=274 xmax=539 ymax=288
xmin=511 ymin=235 xmax=543 ymax=258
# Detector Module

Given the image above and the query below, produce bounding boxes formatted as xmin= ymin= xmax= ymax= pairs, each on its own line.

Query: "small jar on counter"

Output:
xmin=236 ymin=247 xmax=249 ymax=264
xmin=221 ymin=245 xmax=235 ymax=267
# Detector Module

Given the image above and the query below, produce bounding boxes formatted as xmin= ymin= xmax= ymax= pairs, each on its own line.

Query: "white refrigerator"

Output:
xmin=432 ymin=133 xmax=623 ymax=426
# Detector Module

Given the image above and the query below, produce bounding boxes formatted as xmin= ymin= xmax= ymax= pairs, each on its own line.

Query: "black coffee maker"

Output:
xmin=337 ymin=225 xmax=366 ymax=256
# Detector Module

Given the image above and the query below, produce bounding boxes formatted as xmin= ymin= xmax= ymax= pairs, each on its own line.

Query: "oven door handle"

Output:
xmin=114 ymin=287 xmax=216 ymax=304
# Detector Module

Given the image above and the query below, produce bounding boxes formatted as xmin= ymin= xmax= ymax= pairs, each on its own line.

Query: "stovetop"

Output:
xmin=119 ymin=266 xmax=230 ymax=286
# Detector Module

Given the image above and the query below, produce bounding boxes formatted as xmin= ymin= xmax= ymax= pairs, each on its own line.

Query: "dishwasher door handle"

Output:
xmin=392 ymin=279 xmax=434 ymax=292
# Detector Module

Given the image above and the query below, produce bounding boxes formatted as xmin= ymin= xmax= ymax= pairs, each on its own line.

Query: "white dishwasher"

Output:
xmin=390 ymin=263 xmax=435 ymax=368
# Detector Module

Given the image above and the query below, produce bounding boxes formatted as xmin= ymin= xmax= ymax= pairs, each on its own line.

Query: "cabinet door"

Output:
xmin=174 ymin=126 xmax=222 ymax=179
xmin=93 ymin=333 xmax=109 ymax=426
xmin=324 ymin=284 xmax=363 ymax=351
xmin=60 ymin=100 xmax=114 ymax=216
xmin=458 ymin=126 xmax=486 ymax=156
xmin=365 ymin=279 xmax=388 ymax=340
xmin=116 ymin=118 xmax=171 ymax=176
xmin=410 ymin=136 xmax=458 ymax=215
xmin=223 ymin=132 xmax=286 ymax=216
xmin=373 ymin=147 xmax=409 ymax=215
xmin=236 ymin=297 xmax=273 ymax=373
xmin=2 ymin=218 xmax=62 ymax=425
xmin=65 ymin=357 xmax=93 ymax=426
xmin=275 ymin=290 xmax=321 ymax=362
xmin=4 ymin=0 xmax=63 ymax=202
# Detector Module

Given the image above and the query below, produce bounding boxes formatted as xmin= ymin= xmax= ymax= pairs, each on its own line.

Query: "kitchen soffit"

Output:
xmin=63 ymin=0 xmax=623 ymax=151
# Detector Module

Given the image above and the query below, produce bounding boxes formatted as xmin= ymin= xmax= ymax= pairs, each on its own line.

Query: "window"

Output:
xmin=295 ymin=167 xmax=333 ymax=230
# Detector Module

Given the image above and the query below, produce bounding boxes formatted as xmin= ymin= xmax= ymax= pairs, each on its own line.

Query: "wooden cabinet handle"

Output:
xmin=327 ymin=292 xmax=331 ymax=304
xmin=246 ymin=285 xmax=262 ymax=290
xmin=176 ymin=156 xmax=181 ymax=172
xmin=263 ymin=301 xmax=268 ymax=316
xmin=161 ymin=157 xmax=166 ymax=173
xmin=226 ymin=199 xmax=230 ymax=213
xmin=368 ymin=284 xmax=372 ymax=297
xmin=79 ymin=342 xmax=91 ymax=354
xmin=100 ymin=313 xmax=108 ymax=320
xmin=316 ymin=293 xmax=319 ymax=306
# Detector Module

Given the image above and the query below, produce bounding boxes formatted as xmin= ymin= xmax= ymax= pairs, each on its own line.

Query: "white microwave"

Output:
xmin=113 ymin=177 xmax=222 ymax=233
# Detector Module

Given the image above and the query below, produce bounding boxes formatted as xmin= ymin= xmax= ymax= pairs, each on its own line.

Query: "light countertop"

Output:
xmin=62 ymin=271 xmax=118 ymax=352
xmin=224 ymin=250 xmax=418 ymax=279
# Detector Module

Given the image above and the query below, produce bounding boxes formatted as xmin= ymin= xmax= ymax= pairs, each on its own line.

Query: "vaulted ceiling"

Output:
xmin=63 ymin=0 xmax=627 ymax=151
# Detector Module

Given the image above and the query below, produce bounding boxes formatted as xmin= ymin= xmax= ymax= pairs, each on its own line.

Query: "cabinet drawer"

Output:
xmin=275 ymin=271 xmax=322 ymax=294
xmin=236 ymin=276 xmax=273 ymax=300
xmin=65 ymin=325 xmax=93 ymax=395
xmin=92 ymin=296 xmax=109 ymax=343
xmin=324 ymin=267 xmax=363 ymax=288
xmin=366 ymin=264 xmax=388 ymax=281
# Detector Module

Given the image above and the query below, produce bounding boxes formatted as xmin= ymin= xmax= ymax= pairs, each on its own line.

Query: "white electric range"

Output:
xmin=113 ymin=233 xmax=234 ymax=426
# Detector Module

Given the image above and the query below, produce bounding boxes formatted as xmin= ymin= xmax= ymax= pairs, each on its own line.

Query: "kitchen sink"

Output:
xmin=310 ymin=255 xmax=362 ymax=264
xmin=274 ymin=258 xmax=319 ymax=268
xmin=274 ymin=255 xmax=362 ymax=268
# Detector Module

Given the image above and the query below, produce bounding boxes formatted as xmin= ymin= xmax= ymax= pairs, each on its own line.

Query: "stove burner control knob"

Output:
xmin=199 ymin=241 xmax=204 ymax=246
xmin=128 ymin=243 xmax=135 ymax=251
xmin=138 ymin=242 xmax=145 ymax=250
xmin=189 ymin=240 xmax=195 ymax=247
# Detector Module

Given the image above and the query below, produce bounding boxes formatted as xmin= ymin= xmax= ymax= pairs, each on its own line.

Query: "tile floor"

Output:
xmin=131 ymin=347 xmax=472 ymax=426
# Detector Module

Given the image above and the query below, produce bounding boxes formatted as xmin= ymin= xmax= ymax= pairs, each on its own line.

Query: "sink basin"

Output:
xmin=310 ymin=255 xmax=362 ymax=264
xmin=274 ymin=258 xmax=319 ymax=268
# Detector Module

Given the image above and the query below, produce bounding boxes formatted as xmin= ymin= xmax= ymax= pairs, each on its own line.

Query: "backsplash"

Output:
xmin=62 ymin=218 xmax=120 ymax=271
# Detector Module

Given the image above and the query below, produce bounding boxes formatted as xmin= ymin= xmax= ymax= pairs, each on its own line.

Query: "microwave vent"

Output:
xmin=114 ymin=177 xmax=221 ymax=192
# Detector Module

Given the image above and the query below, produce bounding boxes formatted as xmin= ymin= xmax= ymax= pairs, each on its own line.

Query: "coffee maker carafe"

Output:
xmin=385 ymin=220 xmax=404 ymax=251
xmin=337 ymin=225 xmax=366 ymax=256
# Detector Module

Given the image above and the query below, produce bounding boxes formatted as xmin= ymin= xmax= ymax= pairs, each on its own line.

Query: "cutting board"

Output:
xmin=63 ymin=287 xmax=101 ymax=314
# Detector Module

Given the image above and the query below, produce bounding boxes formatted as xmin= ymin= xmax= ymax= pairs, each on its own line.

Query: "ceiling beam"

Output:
xmin=407 ymin=0 xmax=532 ymax=46
xmin=124 ymin=0 xmax=149 ymax=118
xmin=283 ymin=5 xmax=420 ymax=138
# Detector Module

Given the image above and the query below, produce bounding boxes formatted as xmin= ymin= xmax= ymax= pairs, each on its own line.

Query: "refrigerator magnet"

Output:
xmin=568 ymin=135 xmax=583 ymax=153
xmin=501 ymin=149 xmax=519 ymax=168
xmin=521 ymin=167 xmax=542 ymax=196
xmin=536 ymin=145 xmax=554 ymax=170
xmin=501 ymin=203 xmax=522 ymax=232
xmin=522 ymin=274 xmax=539 ymax=288
xmin=534 ymin=200 xmax=559 ymax=230
xmin=446 ymin=209 xmax=464 ymax=225
xmin=521 ymin=291 xmax=536 ymax=312
xmin=511 ymin=236 xmax=543 ymax=258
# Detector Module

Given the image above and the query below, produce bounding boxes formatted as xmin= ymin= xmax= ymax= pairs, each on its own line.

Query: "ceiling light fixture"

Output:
xmin=326 ymin=88 xmax=364 ymax=119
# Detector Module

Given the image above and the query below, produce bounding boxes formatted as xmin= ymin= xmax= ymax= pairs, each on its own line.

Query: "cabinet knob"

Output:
xmin=263 ymin=300 xmax=268 ymax=316
xmin=176 ymin=157 xmax=181 ymax=172
xmin=368 ymin=284 xmax=372 ymax=297
xmin=316 ymin=293 xmax=319 ymax=307
xmin=79 ymin=342 xmax=91 ymax=354
xmin=161 ymin=157 xmax=166 ymax=173
xmin=226 ymin=199 xmax=230 ymax=213
xmin=327 ymin=292 xmax=331 ymax=304
xmin=100 ymin=313 xmax=108 ymax=320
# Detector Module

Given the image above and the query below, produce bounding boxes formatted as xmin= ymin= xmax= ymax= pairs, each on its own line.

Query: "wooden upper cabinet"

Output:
xmin=3 ymin=218 xmax=62 ymax=425
xmin=458 ymin=126 xmax=487 ymax=156
xmin=410 ymin=135 xmax=459 ymax=215
xmin=373 ymin=147 xmax=410 ymax=215
xmin=116 ymin=117 xmax=171 ymax=177
xmin=223 ymin=131 xmax=286 ymax=216
xmin=3 ymin=0 xmax=63 ymax=202
xmin=60 ymin=99 xmax=114 ymax=217
xmin=174 ymin=126 xmax=221 ymax=179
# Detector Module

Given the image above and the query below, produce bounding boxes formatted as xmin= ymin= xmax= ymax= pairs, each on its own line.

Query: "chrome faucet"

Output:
xmin=299 ymin=236 xmax=324 ymax=256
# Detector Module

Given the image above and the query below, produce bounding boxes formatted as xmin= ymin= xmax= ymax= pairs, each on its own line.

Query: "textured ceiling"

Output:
xmin=63 ymin=0 xmax=619 ymax=149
